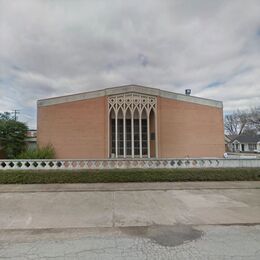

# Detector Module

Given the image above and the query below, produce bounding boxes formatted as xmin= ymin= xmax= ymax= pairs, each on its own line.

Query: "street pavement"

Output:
xmin=0 ymin=182 xmax=259 ymax=259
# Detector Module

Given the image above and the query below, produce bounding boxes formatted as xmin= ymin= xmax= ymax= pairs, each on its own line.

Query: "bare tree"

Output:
xmin=225 ymin=114 xmax=239 ymax=136
xmin=225 ymin=110 xmax=249 ymax=136
xmin=249 ymin=107 xmax=260 ymax=132
xmin=225 ymin=107 xmax=260 ymax=136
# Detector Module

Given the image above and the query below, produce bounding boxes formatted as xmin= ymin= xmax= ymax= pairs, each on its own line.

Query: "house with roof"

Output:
xmin=230 ymin=135 xmax=260 ymax=153
xmin=225 ymin=135 xmax=238 ymax=152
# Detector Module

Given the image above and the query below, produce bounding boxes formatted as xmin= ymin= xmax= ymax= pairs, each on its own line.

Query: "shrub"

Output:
xmin=0 ymin=168 xmax=259 ymax=184
xmin=16 ymin=145 xmax=55 ymax=159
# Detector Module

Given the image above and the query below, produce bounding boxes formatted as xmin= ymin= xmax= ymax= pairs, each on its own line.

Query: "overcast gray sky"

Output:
xmin=0 ymin=0 xmax=260 ymax=128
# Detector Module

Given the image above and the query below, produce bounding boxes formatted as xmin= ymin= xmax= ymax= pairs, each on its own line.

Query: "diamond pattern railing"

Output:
xmin=0 ymin=158 xmax=260 ymax=170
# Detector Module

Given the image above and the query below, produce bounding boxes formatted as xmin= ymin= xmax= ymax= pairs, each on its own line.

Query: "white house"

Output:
xmin=231 ymin=135 xmax=260 ymax=153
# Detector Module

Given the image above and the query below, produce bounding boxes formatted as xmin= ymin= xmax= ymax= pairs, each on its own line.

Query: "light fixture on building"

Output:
xmin=185 ymin=89 xmax=191 ymax=95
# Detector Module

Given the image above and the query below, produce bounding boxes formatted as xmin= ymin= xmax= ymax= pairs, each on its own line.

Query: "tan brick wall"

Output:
xmin=158 ymin=97 xmax=225 ymax=158
xmin=38 ymin=95 xmax=224 ymax=159
xmin=37 ymin=97 xmax=107 ymax=159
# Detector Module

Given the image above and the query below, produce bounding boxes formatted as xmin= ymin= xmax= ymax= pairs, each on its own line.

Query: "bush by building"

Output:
xmin=16 ymin=145 xmax=55 ymax=159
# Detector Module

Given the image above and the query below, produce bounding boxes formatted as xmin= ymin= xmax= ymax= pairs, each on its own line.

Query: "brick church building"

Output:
xmin=37 ymin=85 xmax=224 ymax=159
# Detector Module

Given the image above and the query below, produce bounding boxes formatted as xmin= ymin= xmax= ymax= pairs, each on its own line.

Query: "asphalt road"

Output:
xmin=0 ymin=182 xmax=259 ymax=259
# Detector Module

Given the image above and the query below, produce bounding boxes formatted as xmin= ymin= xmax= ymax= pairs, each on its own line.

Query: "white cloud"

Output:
xmin=0 ymin=0 xmax=260 ymax=127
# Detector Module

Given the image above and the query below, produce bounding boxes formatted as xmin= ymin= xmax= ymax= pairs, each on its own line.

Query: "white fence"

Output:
xmin=0 ymin=158 xmax=260 ymax=170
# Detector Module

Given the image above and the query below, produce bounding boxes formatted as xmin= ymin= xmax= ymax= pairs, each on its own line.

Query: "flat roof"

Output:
xmin=37 ymin=84 xmax=223 ymax=108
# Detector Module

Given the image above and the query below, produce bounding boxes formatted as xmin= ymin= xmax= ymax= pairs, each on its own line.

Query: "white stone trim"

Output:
xmin=115 ymin=110 xmax=118 ymax=158
xmin=154 ymin=107 xmax=159 ymax=158
xmin=123 ymin=111 xmax=126 ymax=158
xmin=131 ymin=112 xmax=134 ymax=158
xmin=139 ymin=114 xmax=142 ymax=158
xmin=38 ymin=84 xmax=222 ymax=108
xmin=107 ymin=101 xmax=110 ymax=158
xmin=1 ymin=158 xmax=260 ymax=170
xmin=147 ymin=111 xmax=150 ymax=158
xmin=108 ymin=93 xmax=157 ymax=158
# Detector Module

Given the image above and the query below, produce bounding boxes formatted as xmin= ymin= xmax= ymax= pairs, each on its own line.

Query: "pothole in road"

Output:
xmin=120 ymin=224 xmax=203 ymax=247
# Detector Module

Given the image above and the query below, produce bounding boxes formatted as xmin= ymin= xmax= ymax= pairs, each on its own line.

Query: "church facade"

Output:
xmin=37 ymin=85 xmax=225 ymax=159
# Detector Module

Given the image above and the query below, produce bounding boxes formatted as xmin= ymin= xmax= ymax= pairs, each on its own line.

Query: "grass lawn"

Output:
xmin=0 ymin=168 xmax=259 ymax=184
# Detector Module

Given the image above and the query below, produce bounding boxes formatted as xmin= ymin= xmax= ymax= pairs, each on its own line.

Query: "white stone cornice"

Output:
xmin=37 ymin=84 xmax=223 ymax=108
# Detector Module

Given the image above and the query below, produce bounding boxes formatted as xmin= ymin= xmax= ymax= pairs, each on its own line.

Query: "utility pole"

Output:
xmin=12 ymin=110 xmax=20 ymax=121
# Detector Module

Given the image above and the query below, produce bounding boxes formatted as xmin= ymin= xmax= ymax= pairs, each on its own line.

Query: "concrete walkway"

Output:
xmin=0 ymin=182 xmax=260 ymax=229
xmin=0 ymin=181 xmax=260 ymax=193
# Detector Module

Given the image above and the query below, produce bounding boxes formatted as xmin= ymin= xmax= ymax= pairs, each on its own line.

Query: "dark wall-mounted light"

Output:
xmin=185 ymin=89 xmax=191 ymax=95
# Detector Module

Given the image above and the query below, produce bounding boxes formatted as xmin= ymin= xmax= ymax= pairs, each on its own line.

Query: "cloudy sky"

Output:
xmin=0 ymin=0 xmax=260 ymax=128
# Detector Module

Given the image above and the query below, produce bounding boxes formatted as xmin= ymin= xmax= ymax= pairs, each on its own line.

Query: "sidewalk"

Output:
xmin=0 ymin=181 xmax=259 ymax=193
xmin=0 ymin=181 xmax=260 ymax=230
